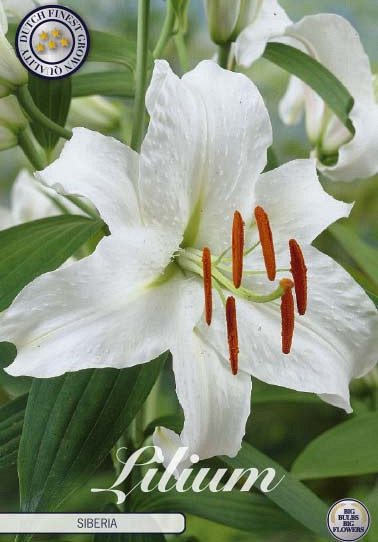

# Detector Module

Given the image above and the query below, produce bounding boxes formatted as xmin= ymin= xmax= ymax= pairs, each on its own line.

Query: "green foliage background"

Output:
xmin=0 ymin=1 xmax=377 ymax=542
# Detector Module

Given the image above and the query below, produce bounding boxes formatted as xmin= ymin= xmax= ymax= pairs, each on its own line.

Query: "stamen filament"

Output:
xmin=214 ymin=245 xmax=231 ymax=265
xmin=254 ymin=206 xmax=276 ymax=281
xmin=226 ymin=296 xmax=239 ymax=375
xmin=280 ymin=279 xmax=295 ymax=354
xmin=289 ymin=239 xmax=307 ymax=315
xmin=179 ymin=251 xmax=286 ymax=303
xmin=243 ymin=240 xmax=261 ymax=258
xmin=232 ymin=210 xmax=244 ymax=288
xmin=202 ymin=247 xmax=212 ymax=325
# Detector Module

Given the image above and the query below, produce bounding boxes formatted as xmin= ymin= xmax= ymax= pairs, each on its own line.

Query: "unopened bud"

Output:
xmin=204 ymin=0 xmax=241 ymax=45
xmin=0 ymin=95 xmax=27 ymax=150
xmin=0 ymin=29 xmax=28 ymax=95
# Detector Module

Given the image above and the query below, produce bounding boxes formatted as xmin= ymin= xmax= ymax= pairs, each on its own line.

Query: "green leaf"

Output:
xmin=72 ymin=72 xmax=135 ymax=98
xmin=292 ymin=412 xmax=378 ymax=480
xmin=17 ymin=354 xmax=167 ymax=542
xmin=95 ymin=532 xmax=165 ymax=542
xmin=88 ymin=31 xmax=137 ymax=72
xmin=132 ymin=483 xmax=300 ymax=536
xmin=0 ymin=215 xmax=104 ymax=312
xmin=221 ymin=442 xmax=332 ymax=540
xmin=328 ymin=220 xmax=378 ymax=293
xmin=93 ymin=504 xmax=166 ymax=542
xmin=28 ymin=74 xmax=72 ymax=151
xmin=0 ymin=394 xmax=27 ymax=469
xmin=263 ymin=42 xmax=354 ymax=131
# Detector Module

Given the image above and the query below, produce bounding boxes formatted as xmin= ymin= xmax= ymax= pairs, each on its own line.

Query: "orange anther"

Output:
xmin=232 ymin=211 xmax=244 ymax=288
xmin=280 ymin=279 xmax=295 ymax=354
xmin=254 ymin=206 xmax=276 ymax=281
xmin=289 ymin=239 xmax=307 ymax=315
xmin=226 ymin=296 xmax=239 ymax=375
xmin=202 ymin=247 xmax=213 ymax=326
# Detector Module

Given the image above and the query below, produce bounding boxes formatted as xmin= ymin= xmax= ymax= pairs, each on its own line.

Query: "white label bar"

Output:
xmin=0 ymin=513 xmax=185 ymax=534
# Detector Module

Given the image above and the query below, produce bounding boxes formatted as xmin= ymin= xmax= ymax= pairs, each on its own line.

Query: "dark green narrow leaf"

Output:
xmin=0 ymin=393 xmax=27 ymax=423
xmin=28 ymin=74 xmax=72 ymax=151
xmin=132 ymin=483 xmax=300 ymax=536
xmin=72 ymin=72 xmax=135 ymax=98
xmin=292 ymin=412 xmax=378 ymax=480
xmin=17 ymin=353 xmax=167 ymax=542
xmin=0 ymin=215 xmax=105 ymax=312
xmin=221 ymin=442 xmax=332 ymax=540
xmin=263 ymin=42 xmax=354 ymax=130
xmin=0 ymin=394 xmax=27 ymax=469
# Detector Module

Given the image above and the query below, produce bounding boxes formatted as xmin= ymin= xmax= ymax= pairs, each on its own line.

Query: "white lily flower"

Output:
xmin=2 ymin=61 xmax=378 ymax=470
xmin=0 ymin=95 xmax=27 ymax=150
xmin=0 ymin=5 xmax=28 ymax=96
xmin=0 ymin=0 xmax=57 ymax=21
xmin=67 ymin=96 xmax=121 ymax=133
xmin=234 ymin=9 xmax=378 ymax=181
xmin=278 ymin=14 xmax=378 ymax=181
xmin=0 ymin=169 xmax=78 ymax=230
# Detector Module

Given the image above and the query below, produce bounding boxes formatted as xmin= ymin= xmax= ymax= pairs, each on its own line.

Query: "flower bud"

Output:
xmin=0 ymin=95 xmax=27 ymax=150
xmin=0 ymin=29 xmax=28 ymax=95
xmin=67 ymin=96 xmax=121 ymax=133
xmin=204 ymin=0 xmax=241 ymax=44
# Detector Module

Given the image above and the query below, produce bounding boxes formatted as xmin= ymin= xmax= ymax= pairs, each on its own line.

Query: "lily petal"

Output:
xmin=286 ymin=14 xmax=374 ymax=105
xmin=235 ymin=0 xmax=291 ymax=67
xmin=282 ymin=14 xmax=378 ymax=180
xmin=154 ymin=330 xmax=251 ymax=475
xmin=254 ymin=159 xmax=351 ymax=253
xmin=205 ymin=246 xmax=378 ymax=413
xmin=37 ymin=128 xmax=141 ymax=234
xmin=320 ymin=101 xmax=378 ymax=181
xmin=3 ymin=233 xmax=196 ymax=377
xmin=278 ymin=75 xmax=305 ymax=126
xmin=140 ymin=60 xmax=272 ymax=253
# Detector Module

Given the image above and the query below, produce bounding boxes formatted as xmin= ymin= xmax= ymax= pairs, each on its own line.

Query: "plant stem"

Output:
xmin=16 ymin=85 xmax=72 ymax=141
xmin=130 ymin=0 xmax=150 ymax=152
xmin=153 ymin=0 xmax=176 ymax=59
xmin=174 ymin=31 xmax=189 ymax=72
xmin=218 ymin=42 xmax=231 ymax=69
xmin=18 ymin=129 xmax=47 ymax=170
